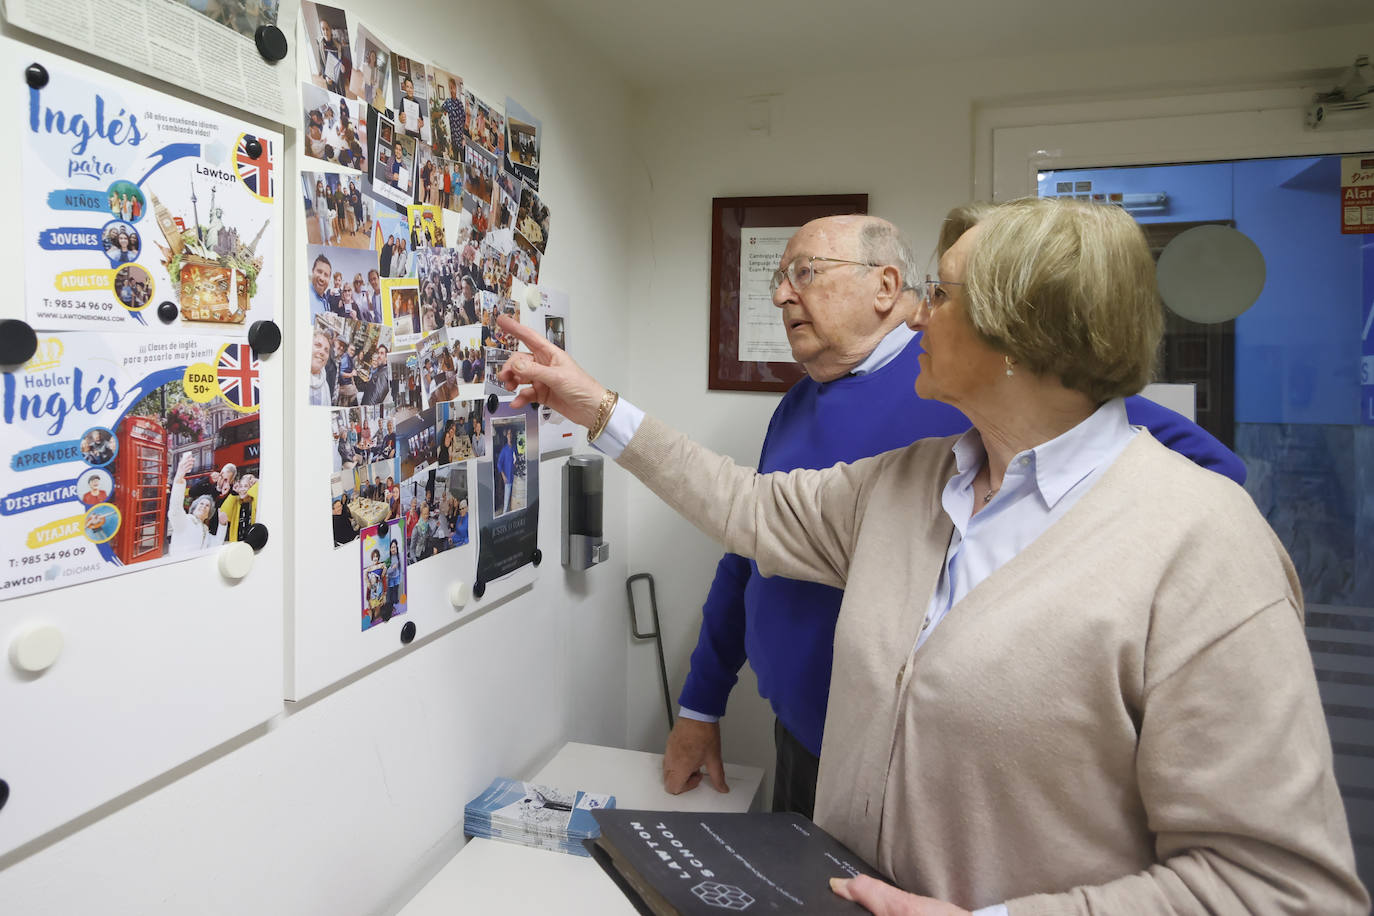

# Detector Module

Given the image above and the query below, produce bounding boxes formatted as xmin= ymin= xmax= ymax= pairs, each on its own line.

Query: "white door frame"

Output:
xmin=974 ymin=87 xmax=1374 ymax=201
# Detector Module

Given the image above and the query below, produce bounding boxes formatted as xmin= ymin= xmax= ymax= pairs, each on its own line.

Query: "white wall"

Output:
xmin=621 ymin=23 xmax=1374 ymax=790
xmin=0 ymin=0 xmax=636 ymax=912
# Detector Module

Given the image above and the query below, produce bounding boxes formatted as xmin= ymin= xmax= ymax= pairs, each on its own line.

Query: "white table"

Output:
xmin=397 ymin=742 xmax=765 ymax=915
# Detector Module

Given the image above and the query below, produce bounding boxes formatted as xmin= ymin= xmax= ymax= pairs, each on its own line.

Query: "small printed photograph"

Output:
xmin=447 ymin=325 xmax=485 ymax=389
xmin=313 ymin=313 xmax=395 ymax=407
xmin=80 ymin=427 xmax=117 ymax=467
xmin=453 ymin=271 xmax=481 ymax=328
xmin=388 ymin=349 xmax=424 ymax=421
xmin=103 ymin=221 xmax=141 ymax=266
xmin=412 ymin=144 xmax=438 ymax=207
xmin=401 ymin=463 xmax=470 ymax=565
xmin=478 ymin=239 xmax=512 ymax=296
xmin=398 ymin=406 xmax=437 ymax=480
xmin=490 ymin=414 xmax=528 ymax=518
xmin=462 ymin=141 xmax=497 ymax=209
xmin=330 ymin=404 xmax=397 ymax=473
xmin=302 ymin=2 xmax=354 ymax=97
xmin=78 ymin=467 xmax=114 ymax=506
xmin=106 ymin=181 xmax=146 ymax=223
xmin=415 ymin=248 xmax=460 ymax=331
xmin=492 ymin=183 xmax=518 ymax=232
xmin=114 ymin=264 xmax=153 ymax=312
xmin=390 ymin=55 xmax=431 ymax=144
xmin=301 ymin=83 xmax=368 ymax=168
xmin=374 ymin=209 xmax=413 ymax=279
xmin=429 ymin=69 xmax=465 ymax=160
xmin=330 ymin=453 xmax=398 ymax=546
xmin=378 ymin=130 xmax=418 ymax=203
xmin=419 ymin=328 xmax=462 ymax=405
xmin=381 ymin=277 xmax=420 ymax=340
xmin=352 ymin=24 xmax=394 ymax=110
xmin=480 ymin=295 xmax=520 ymax=350
xmin=367 ymin=109 xmax=418 ymax=210
xmin=509 ymin=234 xmax=541 ymax=288
xmin=425 ymin=463 xmax=472 ymax=560
xmin=463 ymin=91 xmax=506 ymax=159
xmin=435 ymin=399 xmax=484 ymax=465
xmin=407 ymin=204 xmax=444 ymax=248
xmin=173 ymin=0 xmax=280 ymax=41
xmin=305 ymin=244 xmax=382 ymax=322
xmin=440 ymin=157 xmax=464 ymax=212
xmin=302 ymin=171 xmax=374 ymax=249
xmin=544 ymin=315 xmax=566 ymax=351
xmin=504 ymin=98 xmax=541 ymax=189
xmin=516 ymin=183 xmax=550 ymax=254
xmin=483 ymin=346 xmax=514 ymax=398
xmin=360 ymin=519 xmax=407 ymax=630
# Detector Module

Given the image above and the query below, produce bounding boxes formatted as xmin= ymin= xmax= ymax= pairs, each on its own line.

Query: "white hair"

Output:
xmin=858 ymin=219 xmax=920 ymax=292
xmin=189 ymin=494 xmax=215 ymax=522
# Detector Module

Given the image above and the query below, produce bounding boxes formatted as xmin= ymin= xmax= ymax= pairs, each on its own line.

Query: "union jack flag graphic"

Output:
xmin=234 ymin=133 xmax=275 ymax=202
xmin=216 ymin=343 xmax=261 ymax=412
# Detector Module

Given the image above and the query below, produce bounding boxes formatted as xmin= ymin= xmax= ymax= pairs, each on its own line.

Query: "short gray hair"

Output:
xmin=857 ymin=219 xmax=919 ymax=292
xmin=189 ymin=494 xmax=216 ymax=521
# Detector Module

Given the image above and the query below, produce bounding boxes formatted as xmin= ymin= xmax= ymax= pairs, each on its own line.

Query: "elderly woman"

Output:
xmin=496 ymin=197 xmax=1367 ymax=914
xmin=168 ymin=453 xmax=226 ymax=556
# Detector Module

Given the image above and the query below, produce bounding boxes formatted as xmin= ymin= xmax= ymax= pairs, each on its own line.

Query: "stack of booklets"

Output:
xmin=585 ymin=809 xmax=887 ymax=915
xmin=463 ymin=777 xmax=616 ymax=857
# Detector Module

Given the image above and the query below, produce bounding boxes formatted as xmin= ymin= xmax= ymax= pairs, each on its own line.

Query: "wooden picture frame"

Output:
xmin=708 ymin=194 xmax=869 ymax=392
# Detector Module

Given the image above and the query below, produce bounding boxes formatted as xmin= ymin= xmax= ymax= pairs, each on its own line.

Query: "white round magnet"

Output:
xmin=522 ymin=284 xmax=541 ymax=311
xmin=218 ymin=541 xmax=255 ymax=580
xmin=448 ymin=581 xmax=471 ymax=609
xmin=9 ymin=622 xmax=63 ymax=674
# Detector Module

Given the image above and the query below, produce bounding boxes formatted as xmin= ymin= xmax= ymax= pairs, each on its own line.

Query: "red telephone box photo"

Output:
xmin=112 ymin=415 xmax=168 ymax=565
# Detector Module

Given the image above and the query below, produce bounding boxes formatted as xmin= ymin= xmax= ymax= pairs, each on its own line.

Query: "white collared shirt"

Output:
xmin=916 ymin=397 xmax=1136 ymax=651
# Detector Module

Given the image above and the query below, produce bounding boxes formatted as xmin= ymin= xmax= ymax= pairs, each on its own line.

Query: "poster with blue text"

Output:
xmin=21 ymin=51 xmax=281 ymax=335
xmin=1 ymin=332 xmax=264 ymax=600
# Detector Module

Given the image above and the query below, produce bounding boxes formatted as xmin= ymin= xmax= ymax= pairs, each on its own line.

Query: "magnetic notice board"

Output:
xmin=708 ymin=194 xmax=868 ymax=392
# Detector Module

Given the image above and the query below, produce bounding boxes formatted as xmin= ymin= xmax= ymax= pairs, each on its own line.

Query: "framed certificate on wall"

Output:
xmin=708 ymin=194 xmax=868 ymax=392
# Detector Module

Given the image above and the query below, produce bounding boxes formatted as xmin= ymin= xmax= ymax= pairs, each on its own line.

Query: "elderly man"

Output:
xmin=663 ymin=213 xmax=1245 ymax=818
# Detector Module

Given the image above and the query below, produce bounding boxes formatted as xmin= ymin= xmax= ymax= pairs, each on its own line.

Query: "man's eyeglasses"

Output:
xmin=917 ymin=277 xmax=964 ymax=310
xmin=770 ymin=256 xmax=880 ymax=293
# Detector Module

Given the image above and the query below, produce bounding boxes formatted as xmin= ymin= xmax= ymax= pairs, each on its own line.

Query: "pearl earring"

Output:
xmin=1005 ymin=355 xmax=1015 ymax=378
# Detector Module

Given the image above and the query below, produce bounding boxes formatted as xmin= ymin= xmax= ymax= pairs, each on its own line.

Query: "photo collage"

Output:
xmin=301 ymin=2 xmax=554 ymax=622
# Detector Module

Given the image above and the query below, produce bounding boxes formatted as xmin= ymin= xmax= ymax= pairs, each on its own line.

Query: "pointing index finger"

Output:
xmin=496 ymin=314 xmax=558 ymax=359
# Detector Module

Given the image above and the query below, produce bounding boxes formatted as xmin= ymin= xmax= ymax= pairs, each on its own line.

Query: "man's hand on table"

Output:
xmin=662 ymin=718 xmax=729 ymax=795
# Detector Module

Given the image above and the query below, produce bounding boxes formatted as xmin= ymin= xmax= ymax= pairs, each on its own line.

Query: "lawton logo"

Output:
xmin=692 ymin=881 xmax=755 ymax=911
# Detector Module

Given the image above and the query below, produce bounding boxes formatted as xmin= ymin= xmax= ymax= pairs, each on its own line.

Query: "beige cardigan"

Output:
xmin=617 ymin=416 xmax=1368 ymax=915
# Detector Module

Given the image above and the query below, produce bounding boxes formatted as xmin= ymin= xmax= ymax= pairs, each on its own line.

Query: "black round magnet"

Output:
xmin=472 ymin=581 xmax=486 ymax=599
xmin=248 ymin=320 xmax=281 ymax=356
xmin=0 ymin=319 xmax=38 ymax=367
xmin=24 ymin=64 xmax=48 ymax=90
xmin=243 ymin=135 xmax=263 ymax=159
xmin=254 ymin=25 xmax=289 ymax=63
xmin=0 ymin=778 xmax=7 ymax=812
xmin=486 ymin=394 xmax=499 ymax=413
xmin=157 ymin=301 xmax=179 ymax=323
xmin=244 ymin=523 xmax=269 ymax=551
xmin=531 ymin=549 xmax=542 ymax=567
xmin=400 ymin=621 xmax=417 ymax=644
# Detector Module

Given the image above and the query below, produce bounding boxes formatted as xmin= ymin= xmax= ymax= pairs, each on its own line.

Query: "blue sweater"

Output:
xmin=679 ymin=335 xmax=1247 ymax=758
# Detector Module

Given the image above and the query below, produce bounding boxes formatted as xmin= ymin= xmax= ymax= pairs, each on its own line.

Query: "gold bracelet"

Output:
xmin=586 ymin=389 xmax=619 ymax=443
